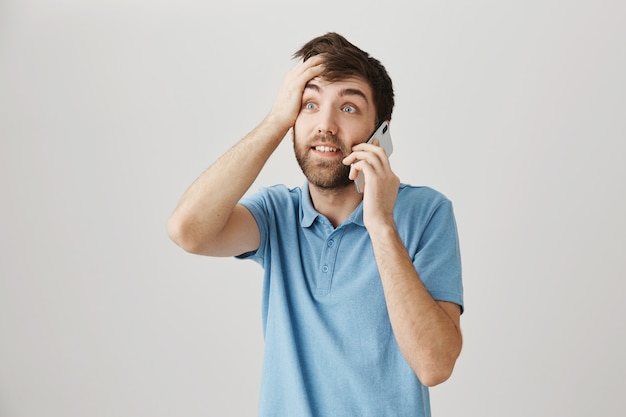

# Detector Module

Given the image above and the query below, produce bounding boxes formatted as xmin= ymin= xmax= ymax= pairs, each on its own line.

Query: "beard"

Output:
xmin=293 ymin=131 xmax=353 ymax=189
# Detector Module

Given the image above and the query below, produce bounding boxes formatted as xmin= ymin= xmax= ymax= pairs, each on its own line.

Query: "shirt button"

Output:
xmin=327 ymin=240 xmax=334 ymax=247
xmin=322 ymin=265 xmax=329 ymax=273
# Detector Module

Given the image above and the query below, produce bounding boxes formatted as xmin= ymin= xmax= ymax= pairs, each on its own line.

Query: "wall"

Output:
xmin=1 ymin=1 xmax=624 ymax=415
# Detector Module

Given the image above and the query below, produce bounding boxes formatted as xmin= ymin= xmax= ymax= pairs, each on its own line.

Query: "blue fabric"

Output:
xmin=237 ymin=182 xmax=463 ymax=417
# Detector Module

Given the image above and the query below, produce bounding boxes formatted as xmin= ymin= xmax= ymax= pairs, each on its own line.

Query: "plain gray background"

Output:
xmin=1 ymin=0 xmax=625 ymax=416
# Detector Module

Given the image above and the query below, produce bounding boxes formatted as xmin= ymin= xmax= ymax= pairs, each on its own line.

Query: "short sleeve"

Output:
xmin=235 ymin=190 xmax=270 ymax=265
xmin=412 ymin=199 xmax=464 ymax=313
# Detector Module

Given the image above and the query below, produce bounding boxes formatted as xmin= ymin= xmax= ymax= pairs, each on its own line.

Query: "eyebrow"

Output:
xmin=341 ymin=88 xmax=369 ymax=103
xmin=304 ymin=82 xmax=369 ymax=104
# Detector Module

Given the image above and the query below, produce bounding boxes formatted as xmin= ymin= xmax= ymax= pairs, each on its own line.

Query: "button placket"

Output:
xmin=316 ymin=230 xmax=344 ymax=295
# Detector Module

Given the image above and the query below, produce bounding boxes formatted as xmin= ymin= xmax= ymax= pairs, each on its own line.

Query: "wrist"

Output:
xmin=366 ymin=216 xmax=398 ymax=241
xmin=265 ymin=107 xmax=296 ymax=134
xmin=258 ymin=113 xmax=292 ymax=143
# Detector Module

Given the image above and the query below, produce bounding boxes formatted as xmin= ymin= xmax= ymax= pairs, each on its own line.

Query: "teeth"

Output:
xmin=315 ymin=146 xmax=338 ymax=153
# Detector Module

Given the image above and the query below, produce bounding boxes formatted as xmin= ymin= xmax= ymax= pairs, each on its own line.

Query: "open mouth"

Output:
xmin=313 ymin=145 xmax=340 ymax=154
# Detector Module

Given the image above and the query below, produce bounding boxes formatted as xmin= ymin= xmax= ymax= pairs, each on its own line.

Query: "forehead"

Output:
xmin=305 ymin=76 xmax=373 ymax=102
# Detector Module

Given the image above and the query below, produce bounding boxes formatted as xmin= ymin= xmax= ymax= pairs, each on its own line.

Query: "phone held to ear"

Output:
xmin=354 ymin=121 xmax=393 ymax=194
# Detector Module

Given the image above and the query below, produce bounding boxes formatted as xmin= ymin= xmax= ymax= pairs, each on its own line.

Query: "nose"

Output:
xmin=316 ymin=107 xmax=338 ymax=136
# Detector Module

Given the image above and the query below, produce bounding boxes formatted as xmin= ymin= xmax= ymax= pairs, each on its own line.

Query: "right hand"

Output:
xmin=269 ymin=55 xmax=326 ymax=130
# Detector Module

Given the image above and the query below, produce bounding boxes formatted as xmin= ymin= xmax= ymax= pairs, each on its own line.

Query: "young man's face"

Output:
xmin=293 ymin=76 xmax=378 ymax=189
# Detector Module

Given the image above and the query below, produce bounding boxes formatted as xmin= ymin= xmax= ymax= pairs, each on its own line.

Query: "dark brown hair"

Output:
xmin=293 ymin=32 xmax=395 ymax=124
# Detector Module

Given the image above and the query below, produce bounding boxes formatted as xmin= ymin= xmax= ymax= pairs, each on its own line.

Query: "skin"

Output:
xmin=167 ymin=55 xmax=462 ymax=386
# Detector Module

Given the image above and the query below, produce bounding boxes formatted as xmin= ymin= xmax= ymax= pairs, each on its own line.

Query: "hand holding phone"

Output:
xmin=354 ymin=121 xmax=393 ymax=194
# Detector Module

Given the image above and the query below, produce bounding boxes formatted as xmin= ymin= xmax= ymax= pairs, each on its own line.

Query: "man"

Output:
xmin=168 ymin=32 xmax=463 ymax=416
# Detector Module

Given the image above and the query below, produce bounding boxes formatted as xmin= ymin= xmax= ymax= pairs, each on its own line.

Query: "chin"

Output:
xmin=306 ymin=172 xmax=353 ymax=189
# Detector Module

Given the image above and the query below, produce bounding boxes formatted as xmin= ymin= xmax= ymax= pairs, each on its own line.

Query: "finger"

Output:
xmin=343 ymin=149 xmax=386 ymax=170
xmin=349 ymin=160 xmax=370 ymax=181
xmin=343 ymin=154 xmax=353 ymax=165
xmin=304 ymin=57 xmax=325 ymax=75
xmin=348 ymin=163 xmax=359 ymax=180
xmin=351 ymin=141 xmax=386 ymax=154
xmin=295 ymin=54 xmax=325 ymax=73
xmin=349 ymin=146 xmax=392 ymax=174
xmin=302 ymin=53 xmax=326 ymax=65
xmin=343 ymin=150 xmax=371 ymax=166
xmin=347 ymin=157 xmax=379 ymax=185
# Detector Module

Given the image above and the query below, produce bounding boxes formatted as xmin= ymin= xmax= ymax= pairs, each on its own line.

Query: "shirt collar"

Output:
xmin=300 ymin=181 xmax=365 ymax=228
xmin=300 ymin=182 xmax=318 ymax=227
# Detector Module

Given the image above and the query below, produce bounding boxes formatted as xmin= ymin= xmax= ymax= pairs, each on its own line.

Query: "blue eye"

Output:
xmin=305 ymin=102 xmax=317 ymax=110
xmin=343 ymin=105 xmax=356 ymax=113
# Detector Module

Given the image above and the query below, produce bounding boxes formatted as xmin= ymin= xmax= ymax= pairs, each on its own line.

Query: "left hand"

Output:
xmin=343 ymin=140 xmax=400 ymax=231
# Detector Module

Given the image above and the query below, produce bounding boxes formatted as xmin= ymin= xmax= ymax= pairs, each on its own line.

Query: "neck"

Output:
xmin=308 ymin=182 xmax=362 ymax=228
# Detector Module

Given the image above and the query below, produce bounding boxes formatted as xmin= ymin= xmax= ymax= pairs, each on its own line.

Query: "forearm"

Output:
xmin=168 ymin=56 xmax=326 ymax=253
xmin=369 ymin=223 xmax=462 ymax=387
xmin=167 ymin=114 xmax=288 ymax=251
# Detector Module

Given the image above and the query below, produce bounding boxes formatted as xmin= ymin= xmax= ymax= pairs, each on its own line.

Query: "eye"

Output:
xmin=342 ymin=105 xmax=356 ymax=114
xmin=304 ymin=102 xmax=317 ymax=110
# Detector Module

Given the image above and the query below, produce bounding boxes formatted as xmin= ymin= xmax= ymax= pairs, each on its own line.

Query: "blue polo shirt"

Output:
xmin=238 ymin=182 xmax=463 ymax=417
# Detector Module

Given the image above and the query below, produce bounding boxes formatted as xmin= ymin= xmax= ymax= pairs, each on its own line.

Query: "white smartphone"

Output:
xmin=354 ymin=121 xmax=393 ymax=194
